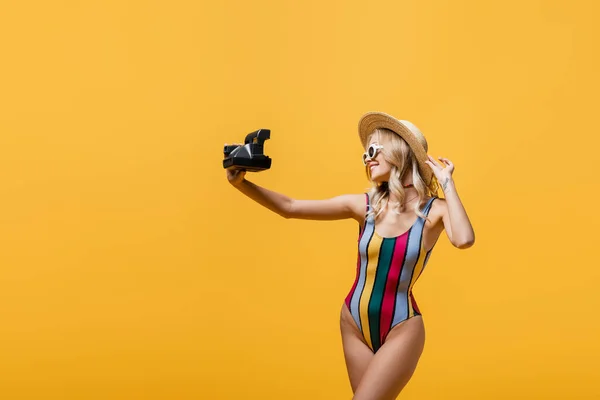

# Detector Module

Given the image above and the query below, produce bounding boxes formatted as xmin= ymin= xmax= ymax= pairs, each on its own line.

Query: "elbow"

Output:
xmin=457 ymin=240 xmax=474 ymax=249
xmin=279 ymin=208 xmax=292 ymax=219
xmin=454 ymin=235 xmax=475 ymax=249
xmin=280 ymin=199 xmax=295 ymax=219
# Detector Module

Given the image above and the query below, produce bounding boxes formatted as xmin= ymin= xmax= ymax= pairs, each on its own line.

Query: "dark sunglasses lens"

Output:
xmin=368 ymin=145 xmax=376 ymax=158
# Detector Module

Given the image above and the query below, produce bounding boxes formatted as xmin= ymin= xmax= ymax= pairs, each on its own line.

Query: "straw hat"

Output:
xmin=358 ymin=111 xmax=433 ymax=185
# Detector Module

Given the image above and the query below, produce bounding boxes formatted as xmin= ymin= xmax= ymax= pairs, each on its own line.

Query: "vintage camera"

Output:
xmin=223 ymin=129 xmax=272 ymax=172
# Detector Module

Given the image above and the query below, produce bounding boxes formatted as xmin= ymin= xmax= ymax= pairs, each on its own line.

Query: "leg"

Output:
xmin=340 ymin=304 xmax=374 ymax=393
xmin=352 ymin=316 xmax=426 ymax=400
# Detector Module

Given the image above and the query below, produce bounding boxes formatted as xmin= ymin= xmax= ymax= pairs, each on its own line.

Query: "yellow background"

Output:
xmin=1 ymin=0 xmax=599 ymax=399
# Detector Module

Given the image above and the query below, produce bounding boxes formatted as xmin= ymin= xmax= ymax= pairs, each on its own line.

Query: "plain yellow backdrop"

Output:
xmin=1 ymin=0 xmax=599 ymax=399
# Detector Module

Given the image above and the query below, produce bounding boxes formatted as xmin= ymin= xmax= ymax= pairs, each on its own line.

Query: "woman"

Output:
xmin=225 ymin=112 xmax=475 ymax=399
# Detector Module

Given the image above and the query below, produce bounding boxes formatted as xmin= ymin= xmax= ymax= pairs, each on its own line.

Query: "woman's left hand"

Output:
xmin=425 ymin=155 xmax=455 ymax=185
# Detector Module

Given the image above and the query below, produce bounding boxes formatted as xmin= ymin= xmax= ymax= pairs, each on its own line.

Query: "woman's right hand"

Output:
xmin=224 ymin=143 xmax=246 ymax=187
xmin=226 ymin=168 xmax=246 ymax=187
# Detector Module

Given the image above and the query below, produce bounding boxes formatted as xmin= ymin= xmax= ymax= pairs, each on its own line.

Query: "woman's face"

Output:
xmin=365 ymin=134 xmax=392 ymax=183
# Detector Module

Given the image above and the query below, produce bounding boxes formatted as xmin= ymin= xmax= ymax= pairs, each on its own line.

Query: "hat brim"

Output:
xmin=358 ymin=112 xmax=433 ymax=186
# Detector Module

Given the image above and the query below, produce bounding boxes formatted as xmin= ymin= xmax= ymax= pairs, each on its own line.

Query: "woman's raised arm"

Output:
xmin=227 ymin=169 xmax=364 ymax=221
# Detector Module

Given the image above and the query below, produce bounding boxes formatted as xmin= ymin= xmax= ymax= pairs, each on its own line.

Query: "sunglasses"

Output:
xmin=362 ymin=144 xmax=384 ymax=165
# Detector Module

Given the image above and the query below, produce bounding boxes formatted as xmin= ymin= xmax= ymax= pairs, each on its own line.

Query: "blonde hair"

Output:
xmin=365 ymin=128 xmax=439 ymax=221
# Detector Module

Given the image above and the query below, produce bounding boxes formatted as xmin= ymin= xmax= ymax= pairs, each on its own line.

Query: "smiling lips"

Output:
xmin=368 ymin=162 xmax=378 ymax=173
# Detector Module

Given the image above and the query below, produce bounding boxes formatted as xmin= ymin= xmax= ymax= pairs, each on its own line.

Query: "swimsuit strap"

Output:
xmin=365 ymin=192 xmax=371 ymax=215
xmin=421 ymin=196 xmax=437 ymax=217
xmin=358 ymin=193 xmax=372 ymax=238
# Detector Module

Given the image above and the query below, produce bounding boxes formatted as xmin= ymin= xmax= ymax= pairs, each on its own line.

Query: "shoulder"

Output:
xmin=428 ymin=196 xmax=446 ymax=211
xmin=429 ymin=196 xmax=445 ymax=207
xmin=344 ymin=192 xmax=369 ymax=209
xmin=340 ymin=193 xmax=369 ymax=220
xmin=426 ymin=197 xmax=447 ymax=222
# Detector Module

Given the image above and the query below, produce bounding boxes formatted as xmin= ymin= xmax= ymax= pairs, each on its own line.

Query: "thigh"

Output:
xmin=340 ymin=304 xmax=374 ymax=393
xmin=353 ymin=316 xmax=426 ymax=400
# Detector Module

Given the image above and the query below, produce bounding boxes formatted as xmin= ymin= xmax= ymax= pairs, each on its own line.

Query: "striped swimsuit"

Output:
xmin=344 ymin=194 xmax=438 ymax=353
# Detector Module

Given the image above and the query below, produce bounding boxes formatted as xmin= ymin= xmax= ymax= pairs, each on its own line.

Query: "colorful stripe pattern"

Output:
xmin=344 ymin=194 xmax=437 ymax=353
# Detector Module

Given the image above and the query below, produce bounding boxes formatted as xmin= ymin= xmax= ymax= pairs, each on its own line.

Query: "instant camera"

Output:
xmin=222 ymin=129 xmax=272 ymax=172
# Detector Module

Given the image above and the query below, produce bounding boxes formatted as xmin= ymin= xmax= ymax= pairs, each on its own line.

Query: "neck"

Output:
xmin=387 ymin=182 xmax=418 ymax=205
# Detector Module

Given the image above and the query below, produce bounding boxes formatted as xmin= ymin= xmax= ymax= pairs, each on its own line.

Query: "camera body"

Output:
xmin=223 ymin=129 xmax=272 ymax=172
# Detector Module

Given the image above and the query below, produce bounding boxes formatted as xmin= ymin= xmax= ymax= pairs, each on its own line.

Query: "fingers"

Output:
xmin=424 ymin=160 xmax=440 ymax=174
xmin=426 ymin=155 xmax=441 ymax=168
xmin=438 ymin=157 xmax=452 ymax=165
xmin=438 ymin=157 xmax=455 ymax=171
xmin=429 ymin=155 xmax=454 ymax=168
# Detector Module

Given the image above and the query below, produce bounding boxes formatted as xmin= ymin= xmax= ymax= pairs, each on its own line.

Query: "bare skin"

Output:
xmin=340 ymin=304 xmax=425 ymax=399
xmin=225 ymin=135 xmax=475 ymax=399
xmin=339 ymin=190 xmax=447 ymax=399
